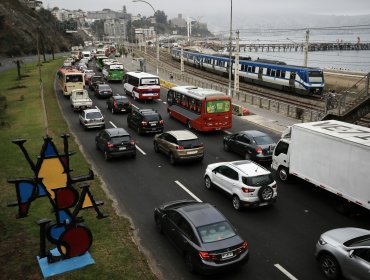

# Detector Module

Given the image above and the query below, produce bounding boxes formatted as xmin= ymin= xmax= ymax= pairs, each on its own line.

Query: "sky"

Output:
xmin=42 ymin=0 xmax=370 ymax=18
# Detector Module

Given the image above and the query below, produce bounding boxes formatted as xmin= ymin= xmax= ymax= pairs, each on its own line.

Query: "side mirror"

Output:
xmin=349 ymin=250 xmax=354 ymax=258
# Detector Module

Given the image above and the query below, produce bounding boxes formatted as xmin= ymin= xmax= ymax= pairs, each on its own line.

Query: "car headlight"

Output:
xmin=318 ymin=237 xmax=327 ymax=245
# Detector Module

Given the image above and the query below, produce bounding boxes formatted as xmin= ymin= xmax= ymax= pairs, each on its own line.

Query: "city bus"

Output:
xmin=166 ymin=86 xmax=232 ymax=131
xmin=123 ymin=71 xmax=160 ymax=101
xmin=57 ymin=68 xmax=84 ymax=97
xmin=95 ymin=55 xmax=108 ymax=71
xmin=102 ymin=62 xmax=124 ymax=82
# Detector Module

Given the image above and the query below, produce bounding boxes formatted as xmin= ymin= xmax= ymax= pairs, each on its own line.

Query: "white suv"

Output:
xmin=204 ymin=160 xmax=277 ymax=210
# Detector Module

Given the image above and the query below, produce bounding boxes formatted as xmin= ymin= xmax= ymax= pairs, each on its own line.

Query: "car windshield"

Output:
xmin=344 ymin=235 xmax=370 ymax=247
xmin=143 ymin=114 xmax=160 ymax=122
xmin=85 ymin=112 xmax=102 ymax=119
xmin=197 ymin=221 xmax=236 ymax=243
xmin=242 ymin=174 xmax=274 ymax=186
xmin=178 ymin=138 xmax=201 ymax=148
xmin=111 ymin=136 xmax=130 ymax=144
xmin=99 ymin=85 xmax=111 ymax=90
xmin=254 ymin=135 xmax=274 ymax=145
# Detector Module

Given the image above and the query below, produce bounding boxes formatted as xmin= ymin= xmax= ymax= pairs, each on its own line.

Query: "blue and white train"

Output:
xmin=171 ymin=48 xmax=325 ymax=96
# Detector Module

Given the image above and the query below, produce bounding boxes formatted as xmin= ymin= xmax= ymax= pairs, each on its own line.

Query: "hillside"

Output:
xmin=0 ymin=0 xmax=82 ymax=56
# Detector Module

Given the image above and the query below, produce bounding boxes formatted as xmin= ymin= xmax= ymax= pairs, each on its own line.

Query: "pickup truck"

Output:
xmin=70 ymin=89 xmax=92 ymax=110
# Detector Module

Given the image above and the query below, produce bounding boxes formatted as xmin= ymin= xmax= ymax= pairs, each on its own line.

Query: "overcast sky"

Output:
xmin=42 ymin=0 xmax=370 ymax=17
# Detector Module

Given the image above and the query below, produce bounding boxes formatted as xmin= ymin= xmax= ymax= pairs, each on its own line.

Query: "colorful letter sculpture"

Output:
xmin=7 ymin=134 xmax=107 ymax=278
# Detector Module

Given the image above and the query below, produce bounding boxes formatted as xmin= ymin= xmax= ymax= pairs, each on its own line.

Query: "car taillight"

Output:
xmin=141 ymin=121 xmax=147 ymax=126
xmin=242 ymin=187 xmax=255 ymax=193
xmin=241 ymin=241 xmax=248 ymax=250
xmin=130 ymin=140 xmax=135 ymax=145
xmin=159 ymin=120 xmax=164 ymax=125
xmin=199 ymin=251 xmax=217 ymax=260
xmin=107 ymin=142 xmax=114 ymax=148
xmin=176 ymin=146 xmax=184 ymax=150
xmin=256 ymin=147 xmax=263 ymax=154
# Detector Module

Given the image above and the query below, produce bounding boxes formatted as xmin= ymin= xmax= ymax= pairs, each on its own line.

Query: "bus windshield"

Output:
xmin=141 ymin=78 xmax=159 ymax=86
xmin=206 ymin=100 xmax=230 ymax=113
xmin=66 ymin=75 xmax=83 ymax=83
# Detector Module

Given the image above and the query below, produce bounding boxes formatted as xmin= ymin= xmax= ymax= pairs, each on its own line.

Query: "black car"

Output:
xmin=223 ymin=130 xmax=276 ymax=162
xmin=94 ymin=83 xmax=113 ymax=98
xmin=106 ymin=95 xmax=131 ymax=114
xmin=95 ymin=128 xmax=136 ymax=160
xmin=127 ymin=108 xmax=164 ymax=135
xmin=154 ymin=200 xmax=249 ymax=274
xmin=89 ymin=75 xmax=104 ymax=90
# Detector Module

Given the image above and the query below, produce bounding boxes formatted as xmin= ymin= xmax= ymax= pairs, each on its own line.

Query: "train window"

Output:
xmin=252 ymin=66 xmax=256 ymax=73
xmin=309 ymin=71 xmax=323 ymax=77
xmin=276 ymin=70 xmax=281 ymax=77
xmin=267 ymin=68 xmax=271 ymax=76
xmin=247 ymin=66 xmax=251 ymax=72
xmin=281 ymin=71 xmax=286 ymax=78
xmin=271 ymin=70 xmax=276 ymax=77
xmin=290 ymin=72 xmax=296 ymax=80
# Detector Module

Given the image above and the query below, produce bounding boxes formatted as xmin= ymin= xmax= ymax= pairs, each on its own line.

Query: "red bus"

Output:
xmin=123 ymin=71 xmax=160 ymax=101
xmin=167 ymin=86 xmax=232 ymax=131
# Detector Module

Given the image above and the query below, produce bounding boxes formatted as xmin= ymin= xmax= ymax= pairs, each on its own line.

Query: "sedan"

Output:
xmin=94 ymin=84 xmax=113 ymax=99
xmin=315 ymin=227 xmax=370 ymax=280
xmin=84 ymin=69 xmax=95 ymax=85
xmin=204 ymin=160 xmax=277 ymax=210
xmin=223 ymin=130 xmax=276 ymax=162
xmin=106 ymin=95 xmax=131 ymax=114
xmin=154 ymin=200 xmax=249 ymax=274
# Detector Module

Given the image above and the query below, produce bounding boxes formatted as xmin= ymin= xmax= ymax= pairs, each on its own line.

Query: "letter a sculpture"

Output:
xmin=7 ymin=134 xmax=107 ymax=278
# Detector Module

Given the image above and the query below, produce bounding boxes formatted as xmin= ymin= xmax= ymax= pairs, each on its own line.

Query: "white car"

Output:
xmin=204 ymin=160 xmax=277 ymax=210
xmin=79 ymin=108 xmax=105 ymax=129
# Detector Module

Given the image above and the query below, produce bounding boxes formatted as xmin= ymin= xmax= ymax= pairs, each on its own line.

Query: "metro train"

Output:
xmin=171 ymin=48 xmax=325 ymax=96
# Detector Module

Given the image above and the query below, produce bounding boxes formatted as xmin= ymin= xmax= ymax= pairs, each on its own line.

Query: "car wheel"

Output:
xmin=187 ymin=120 xmax=192 ymax=129
xmin=104 ymin=151 xmax=110 ymax=161
xmin=232 ymin=195 xmax=242 ymax=211
xmin=278 ymin=167 xmax=289 ymax=182
xmin=169 ymin=153 xmax=176 ymax=165
xmin=258 ymin=186 xmax=273 ymax=202
xmin=223 ymin=142 xmax=229 ymax=151
xmin=319 ymin=254 xmax=341 ymax=280
xmin=154 ymin=215 xmax=163 ymax=234
xmin=204 ymin=176 xmax=213 ymax=190
xmin=154 ymin=142 xmax=159 ymax=153
xmin=184 ymin=253 xmax=195 ymax=273
xmin=244 ymin=152 xmax=251 ymax=160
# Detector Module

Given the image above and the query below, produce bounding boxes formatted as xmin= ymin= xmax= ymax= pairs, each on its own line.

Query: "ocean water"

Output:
xmin=235 ymin=32 xmax=370 ymax=72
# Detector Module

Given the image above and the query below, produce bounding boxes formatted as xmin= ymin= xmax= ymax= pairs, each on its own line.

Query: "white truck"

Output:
xmin=70 ymin=89 xmax=92 ymax=111
xmin=271 ymin=120 xmax=370 ymax=210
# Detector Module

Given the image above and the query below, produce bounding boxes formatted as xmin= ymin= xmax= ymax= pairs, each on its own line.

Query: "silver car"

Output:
xmin=315 ymin=227 xmax=370 ymax=280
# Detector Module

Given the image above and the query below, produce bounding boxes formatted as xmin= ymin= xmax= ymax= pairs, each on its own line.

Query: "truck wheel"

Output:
xmin=278 ymin=167 xmax=289 ymax=182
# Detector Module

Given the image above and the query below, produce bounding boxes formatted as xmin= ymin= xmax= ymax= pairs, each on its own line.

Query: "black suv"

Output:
xmin=127 ymin=108 xmax=164 ymax=134
xmin=89 ymin=75 xmax=104 ymax=91
xmin=95 ymin=128 xmax=136 ymax=161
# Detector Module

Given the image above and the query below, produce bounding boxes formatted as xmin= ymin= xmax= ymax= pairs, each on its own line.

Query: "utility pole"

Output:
xmin=228 ymin=0 xmax=233 ymax=96
xmin=304 ymin=29 xmax=309 ymax=67
xmin=234 ymin=30 xmax=240 ymax=93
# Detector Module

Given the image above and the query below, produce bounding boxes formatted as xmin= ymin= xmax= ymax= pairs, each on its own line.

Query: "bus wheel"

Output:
xmin=187 ymin=120 xmax=192 ymax=129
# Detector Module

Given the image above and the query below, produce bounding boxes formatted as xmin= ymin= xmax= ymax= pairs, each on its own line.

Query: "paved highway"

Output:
xmin=55 ymin=61 xmax=370 ymax=280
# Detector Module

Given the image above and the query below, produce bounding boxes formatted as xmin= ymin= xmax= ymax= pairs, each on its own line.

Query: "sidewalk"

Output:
xmin=117 ymin=53 xmax=299 ymax=134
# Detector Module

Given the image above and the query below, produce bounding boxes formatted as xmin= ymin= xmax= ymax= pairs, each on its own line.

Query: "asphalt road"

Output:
xmin=55 ymin=62 xmax=370 ymax=280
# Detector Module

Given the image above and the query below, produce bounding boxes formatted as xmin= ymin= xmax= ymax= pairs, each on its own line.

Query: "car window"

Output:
xmin=242 ymin=174 xmax=274 ymax=186
xmin=215 ymin=166 xmax=238 ymax=180
xmin=254 ymin=135 xmax=274 ymax=145
xmin=143 ymin=114 xmax=161 ymax=122
xmin=111 ymin=136 xmax=130 ymax=144
xmin=197 ymin=221 xmax=236 ymax=243
xmin=167 ymin=210 xmax=182 ymax=225
xmin=99 ymin=85 xmax=111 ymax=90
xmin=165 ymin=135 xmax=177 ymax=144
xmin=86 ymin=112 xmax=102 ymax=119
xmin=178 ymin=138 xmax=201 ymax=148
xmin=354 ymin=249 xmax=370 ymax=263
xmin=178 ymin=217 xmax=197 ymax=244
xmin=274 ymin=141 xmax=289 ymax=156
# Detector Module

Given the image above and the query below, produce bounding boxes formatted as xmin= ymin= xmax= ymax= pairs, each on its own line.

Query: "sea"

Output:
xmin=222 ymin=32 xmax=370 ymax=73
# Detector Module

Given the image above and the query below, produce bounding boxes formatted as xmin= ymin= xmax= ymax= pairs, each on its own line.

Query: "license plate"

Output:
xmin=120 ymin=109 xmax=126 ymax=111
xmin=221 ymin=252 xmax=233 ymax=259
xmin=119 ymin=147 xmax=126 ymax=151
xmin=187 ymin=150 xmax=197 ymax=155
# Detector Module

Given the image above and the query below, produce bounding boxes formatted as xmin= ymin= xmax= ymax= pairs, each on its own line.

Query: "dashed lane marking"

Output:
xmin=274 ymin=264 xmax=298 ymax=280
xmin=174 ymin=180 xmax=202 ymax=202
xmin=109 ymin=121 xmax=117 ymax=128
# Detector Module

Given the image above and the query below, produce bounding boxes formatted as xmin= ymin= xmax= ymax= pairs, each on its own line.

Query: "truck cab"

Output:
xmin=271 ymin=139 xmax=291 ymax=182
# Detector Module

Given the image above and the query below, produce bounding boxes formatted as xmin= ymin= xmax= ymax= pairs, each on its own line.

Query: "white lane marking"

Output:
xmin=274 ymin=264 xmax=298 ymax=280
xmin=158 ymin=99 xmax=162 ymax=102
xmin=174 ymin=180 xmax=202 ymax=202
xmin=224 ymin=130 xmax=232 ymax=134
xmin=163 ymin=101 xmax=167 ymax=104
xmin=135 ymin=145 xmax=146 ymax=155
xmin=95 ymin=105 xmax=100 ymax=110
xmin=131 ymin=104 xmax=139 ymax=110
xmin=109 ymin=121 xmax=117 ymax=128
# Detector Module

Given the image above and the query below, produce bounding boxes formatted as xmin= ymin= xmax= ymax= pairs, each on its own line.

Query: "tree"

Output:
xmin=154 ymin=10 xmax=167 ymax=25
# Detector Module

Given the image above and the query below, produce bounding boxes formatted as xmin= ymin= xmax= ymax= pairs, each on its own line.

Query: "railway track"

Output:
xmin=143 ymin=49 xmax=326 ymax=112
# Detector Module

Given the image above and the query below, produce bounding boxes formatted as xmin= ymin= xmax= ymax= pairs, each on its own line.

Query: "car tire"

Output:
xmin=154 ymin=215 xmax=163 ymax=234
xmin=184 ymin=252 xmax=195 ymax=273
xmin=278 ymin=167 xmax=289 ymax=182
xmin=319 ymin=254 xmax=341 ymax=280
xmin=223 ymin=142 xmax=229 ymax=151
xmin=154 ymin=142 xmax=159 ymax=153
xmin=232 ymin=195 xmax=242 ymax=211
xmin=258 ymin=186 xmax=274 ymax=202
xmin=104 ymin=151 xmax=110 ymax=161
xmin=204 ymin=176 xmax=213 ymax=190
xmin=169 ymin=153 xmax=176 ymax=165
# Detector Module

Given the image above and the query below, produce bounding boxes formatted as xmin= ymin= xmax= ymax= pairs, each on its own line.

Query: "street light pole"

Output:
xmin=133 ymin=0 xmax=159 ymax=75
xmin=228 ymin=0 xmax=233 ymax=96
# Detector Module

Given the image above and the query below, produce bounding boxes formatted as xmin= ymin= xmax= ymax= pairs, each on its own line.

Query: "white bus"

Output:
xmin=123 ymin=71 xmax=160 ymax=101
